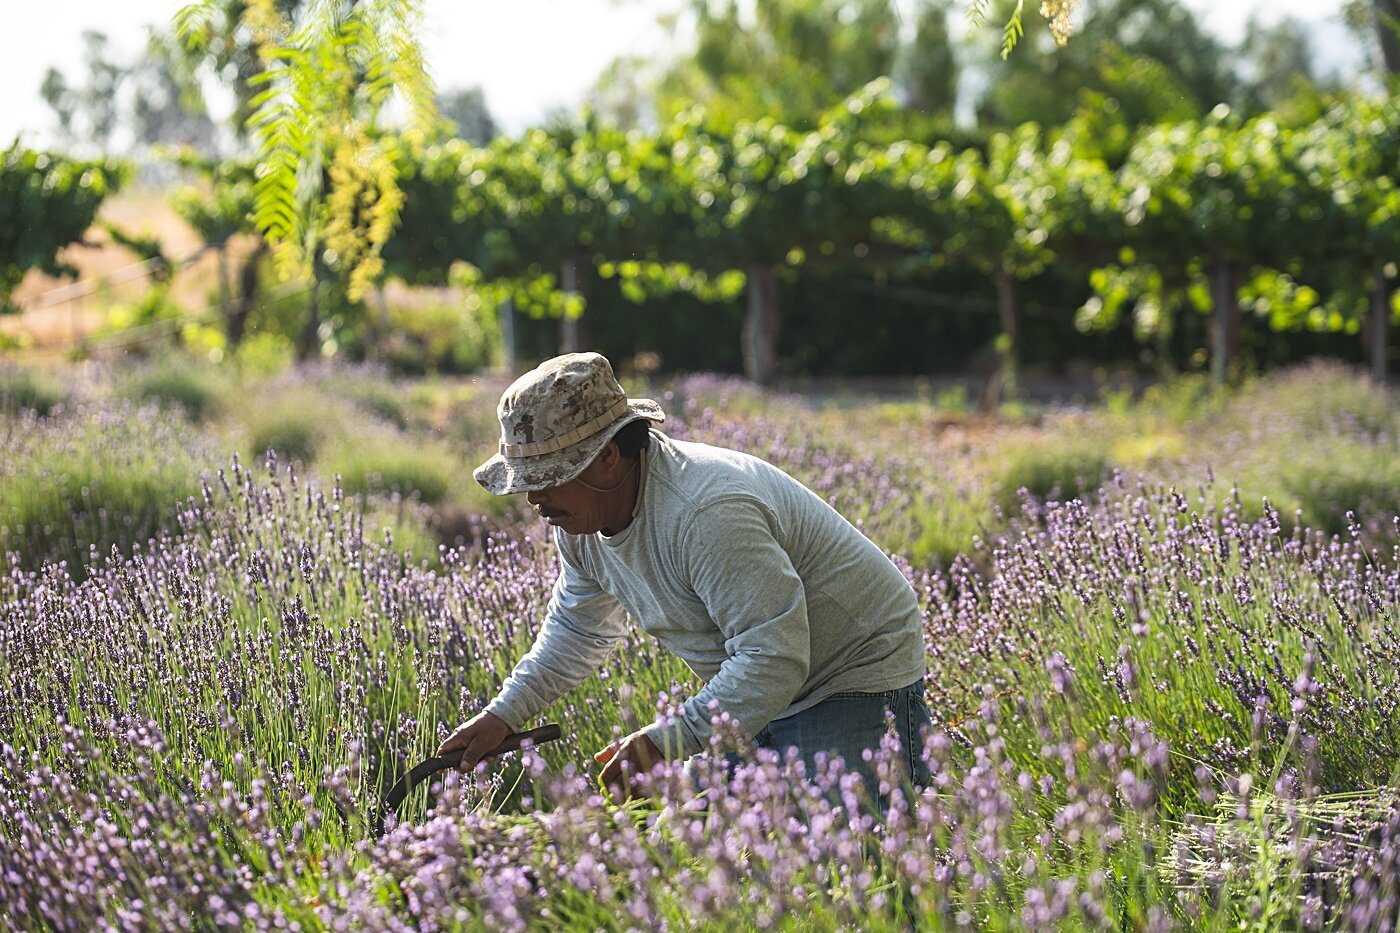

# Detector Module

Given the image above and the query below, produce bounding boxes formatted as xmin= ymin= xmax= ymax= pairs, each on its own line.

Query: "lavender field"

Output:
xmin=1 ymin=359 xmax=1398 ymax=931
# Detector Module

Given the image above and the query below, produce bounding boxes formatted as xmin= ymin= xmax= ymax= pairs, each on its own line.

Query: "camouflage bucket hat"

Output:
xmin=474 ymin=352 xmax=665 ymax=496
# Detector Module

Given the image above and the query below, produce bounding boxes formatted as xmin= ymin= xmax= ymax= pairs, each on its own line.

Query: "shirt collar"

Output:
xmin=630 ymin=448 xmax=648 ymax=520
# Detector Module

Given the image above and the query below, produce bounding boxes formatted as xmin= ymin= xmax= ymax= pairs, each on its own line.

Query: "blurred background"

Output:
xmin=8 ymin=11 xmax=1400 ymax=928
xmin=0 ymin=0 xmax=1394 ymax=397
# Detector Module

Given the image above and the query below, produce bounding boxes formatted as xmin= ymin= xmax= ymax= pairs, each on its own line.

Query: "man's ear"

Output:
xmin=600 ymin=439 xmax=627 ymax=475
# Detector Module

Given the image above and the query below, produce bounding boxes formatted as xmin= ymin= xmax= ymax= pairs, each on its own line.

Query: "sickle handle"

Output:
xmin=376 ymin=723 xmax=563 ymax=834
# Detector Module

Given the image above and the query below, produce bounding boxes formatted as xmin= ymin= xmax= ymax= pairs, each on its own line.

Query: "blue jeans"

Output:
xmin=687 ymin=681 xmax=933 ymax=803
xmin=755 ymin=679 xmax=933 ymax=796
xmin=683 ymin=679 xmax=933 ymax=806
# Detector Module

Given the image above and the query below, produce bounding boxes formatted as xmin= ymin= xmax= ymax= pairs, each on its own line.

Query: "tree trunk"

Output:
xmin=559 ymin=250 xmax=590 ymax=354
xmin=226 ymin=241 xmax=265 ymax=352
xmin=1375 ymin=0 xmax=1400 ymax=75
xmin=980 ymin=265 xmax=1019 ymax=412
xmin=1371 ymin=265 xmax=1392 ymax=384
xmin=1209 ymin=255 xmax=1237 ymax=388
xmin=296 ymin=278 xmax=322 ymax=363
xmin=742 ymin=263 xmax=780 ymax=385
xmin=216 ymin=245 xmax=231 ymax=334
xmin=499 ymin=295 xmax=517 ymax=374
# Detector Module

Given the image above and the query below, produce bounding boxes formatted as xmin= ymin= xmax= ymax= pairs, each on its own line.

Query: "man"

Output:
xmin=439 ymin=352 xmax=931 ymax=799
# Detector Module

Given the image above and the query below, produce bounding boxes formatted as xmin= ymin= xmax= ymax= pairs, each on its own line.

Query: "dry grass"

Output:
xmin=1 ymin=186 xmax=467 ymax=356
xmin=2 ymin=186 xmax=250 ymax=351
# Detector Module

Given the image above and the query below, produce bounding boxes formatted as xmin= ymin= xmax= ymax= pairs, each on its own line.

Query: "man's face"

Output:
xmin=524 ymin=455 xmax=614 ymax=536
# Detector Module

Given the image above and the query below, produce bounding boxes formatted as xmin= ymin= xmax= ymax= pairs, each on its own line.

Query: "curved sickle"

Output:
xmin=376 ymin=723 xmax=563 ymax=835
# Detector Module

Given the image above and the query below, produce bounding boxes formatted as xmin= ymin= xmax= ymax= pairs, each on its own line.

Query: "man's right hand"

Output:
xmin=437 ymin=711 xmax=513 ymax=773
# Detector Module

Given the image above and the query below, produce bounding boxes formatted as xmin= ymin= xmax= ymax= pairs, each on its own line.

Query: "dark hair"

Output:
xmin=612 ymin=418 xmax=653 ymax=460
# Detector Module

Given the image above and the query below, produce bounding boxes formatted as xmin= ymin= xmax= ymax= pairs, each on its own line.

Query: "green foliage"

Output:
xmin=320 ymin=424 xmax=458 ymax=506
xmin=177 ymin=0 xmax=436 ymax=308
xmin=1275 ymin=445 xmax=1400 ymax=535
xmin=99 ymin=221 xmax=172 ymax=281
xmin=378 ymin=291 xmax=500 ymax=376
xmin=908 ymin=488 xmax=993 ymax=568
xmin=102 ymin=285 xmax=187 ymax=349
xmin=1116 ymin=111 xmax=1322 ymax=266
xmin=377 ymin=82 xmax=1394 ymax=377
xmin=1205 ymin=364 xmax=1400 ymax=534
xmin=0 ymin=402 xmax=212 ymax=573
xmin=238 ymin=386 xmax=344 ymax=463
xmin=388 ymin=79 xmax=1024 ymax=352
xmin=1064 ymin=53 xmax=1201 ymax=165
xmin=1238 ymin=267 xmax=1329 ymax=332
xmin=167 ymin=149 xmax=258 ymax=248
xmin=6 ymin=0 xmax=1376 ymax=387
xmin=1078 ymin=97 xmax=1398 ymax=350
xmin=215 ymin=331 xmax=291 ymax=379
xmin=656 ymin=0 xmax=905 ymax=129
xmin=1126 ymin=371 xmax=1220 ymax=427
xmin=975 ymin=0 xmax=1230 ymax=126
xmin=0 ymin=365 xmax=68 ymax=417
xmin=228 ymin=373 xmax=486 ymax=520
xmin=120 ymin=355 xmax=231 ymax=420
xmin=318 ymin=372 xmax=413 ymax=429
xmin=0 ymin=145 xmax=123 ymax=312
xmin=999 ymin=0 xmax=1026 ymax=58
xmin=994 ymin=430 xmax=1112 ymax=512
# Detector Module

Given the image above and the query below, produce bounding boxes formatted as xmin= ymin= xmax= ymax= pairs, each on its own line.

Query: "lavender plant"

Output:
xmin=0 ymin=400 xmax=219 ymax=573
xmin=0 ymin=363 xmax=67 ymax=417
xmin=0 ymin=361 xmax=1396 ymax=930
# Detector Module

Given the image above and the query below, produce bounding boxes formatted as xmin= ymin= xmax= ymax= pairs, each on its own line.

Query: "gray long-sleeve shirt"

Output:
xmin=484 ymin=430 xmax=926 ymax=759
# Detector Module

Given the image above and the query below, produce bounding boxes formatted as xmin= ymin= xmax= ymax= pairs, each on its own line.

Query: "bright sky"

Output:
xmin=0 ymin=0 xmax=1357 ymax=146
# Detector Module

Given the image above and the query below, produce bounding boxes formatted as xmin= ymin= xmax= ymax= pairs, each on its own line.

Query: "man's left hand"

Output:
xmin=594 ymin=731 xmax=663 ymax=801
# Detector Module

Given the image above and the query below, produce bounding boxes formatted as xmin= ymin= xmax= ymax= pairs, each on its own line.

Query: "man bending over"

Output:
xmin=439 ymin=352 xmax=931 ymax=798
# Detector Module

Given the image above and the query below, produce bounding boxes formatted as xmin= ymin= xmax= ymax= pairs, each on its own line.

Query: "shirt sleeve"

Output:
xmin=643 ymin=497 xmax=810 ymax=759
xmin=485 ymin=539 xmax=629 ymax=730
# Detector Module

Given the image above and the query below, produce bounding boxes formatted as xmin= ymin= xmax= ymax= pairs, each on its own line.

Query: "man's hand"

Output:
xmin=438 ymin=711 xmax=512 ymax=773
xmin=594 ymin=730 xmax=664 ymax=801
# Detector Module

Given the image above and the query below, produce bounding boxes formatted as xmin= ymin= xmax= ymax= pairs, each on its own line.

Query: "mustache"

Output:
xmin=535 ymin=506 xmax=568 ymax=519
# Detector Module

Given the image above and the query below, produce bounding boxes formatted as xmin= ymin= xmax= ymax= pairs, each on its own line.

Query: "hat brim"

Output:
xmin=473 ymin=400 xmax=665 ymax=495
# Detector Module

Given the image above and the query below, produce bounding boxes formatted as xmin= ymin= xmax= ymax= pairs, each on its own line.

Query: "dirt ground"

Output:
xmin=3 ymin=187 xmax=233 ymax=352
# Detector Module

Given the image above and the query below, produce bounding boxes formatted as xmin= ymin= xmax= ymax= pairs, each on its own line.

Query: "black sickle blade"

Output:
xmin=375 ymin=723 xmax=563 ymax=835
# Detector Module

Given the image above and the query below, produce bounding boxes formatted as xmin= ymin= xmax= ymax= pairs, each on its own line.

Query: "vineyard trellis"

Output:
xmin=384 ymin=87 xmax=1398 ymax=386
xmin=4 ymin=89 xmax=1397 ymax=384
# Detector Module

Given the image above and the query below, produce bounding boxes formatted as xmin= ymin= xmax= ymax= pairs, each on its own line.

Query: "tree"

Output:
xmin=129 ymin=31 xmax=219 ymax=151
xmin=898 ymin=0 xmax=959 ymax=114
xmin=384 ymin=120 xmax=691 ymax=356
xmin=438 ymin=86 xmax=498 ymax=145
xmin=653 ymin=0 xmax=903 ymax=129
xmin=39 ymin=27 xmax=217 ymax=155
xmin=1236 ymin=14 xmax=1336 ymax=120
xmin=1283 ymin=96 xmax=1399 ymax=381
xmin=38 ymin=31 xmax=127 ymax=153
xmin=39 ymin=70 xmax=77 ymax=144
xmin=169 ymin=151 xmax=263 ymax=350
xmin=586 ymin=56 xmax=664 ymax=131
xmin=0 ymin=145 xmax=124 ymax=313
xmin=974 ymin=125 xmax=1121 ymax=406
xmin=175 ymin=0 xmax=307 ymax=139
xmin=662 ymin=90 xmax=919 ymax=383
xmin=385 ymin=89 xmax=920 ymax=383
xmin=974 ymin=0 xmax=1235 ymax=129
xmin=1366 ymin=0 xmax=1400 ymax=74
xmin=176 ymin=0 xmax=437 ymax=361
xmin=1079 ymin=111 xmax=1343 ymax=384
xmin=78 ymin=31 xmax=126 ymax=149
